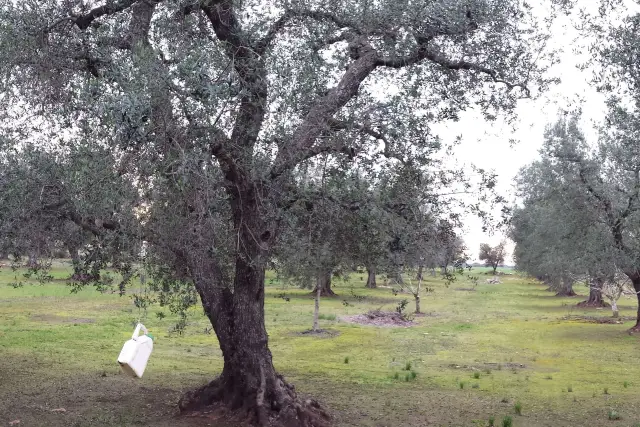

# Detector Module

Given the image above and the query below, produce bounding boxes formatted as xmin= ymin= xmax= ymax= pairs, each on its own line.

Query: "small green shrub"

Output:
xmin=393 ymin=372 xmax=399 ymax=380
xmin=608 ymin=409 xmax=621 ymax=420
xmin=472 ymin=383 xmax=479 ymax=389
xmin=344 ymin=356 xmax=349 ymax=364
xmin=624 ymin=381 xmax=630 ymax=388
xmin=514 ymin=401 xmax=522 ymax=415
xmin=488 ymin=416 xmax=495 ymax=426
xmin=473 ymin=371 xmax=481 ymax=379
xmin=604 ymin=387 xmax=609 ymax=395
xmin=404 ymin=361 xmax=412 ymax=371
xmin=410 ymin=370 xmax=417 ymax=380
xmin=502 ymin=415 xmax=513 ymax=427
xmin=485 ymin=368 xmax=492 ymax=375
xmin=459 ymin=381 xmax=465 ymax=389
xmin=568 ymin=385 xmax=573 ymax=393
xmin=405 ymin=374 xmax=410 ymax=382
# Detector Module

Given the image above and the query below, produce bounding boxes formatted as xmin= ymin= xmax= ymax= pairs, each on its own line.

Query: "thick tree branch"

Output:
xmin=201 ymin=0 xmax=267 ymax=154
xmin=75 ymin=0 xmax=141 ymax=30
xmin=378 ymin=47 xmax=530 ymax=96
xmin=45 ymin=0 xmax=142 ymax=32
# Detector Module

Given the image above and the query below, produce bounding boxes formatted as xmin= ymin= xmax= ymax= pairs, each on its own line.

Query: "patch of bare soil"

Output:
xmin=563 ymin=315 xmax=634 ymax=324
xmin=342 ymin=310 xmax=415 ymax=327
xmin=446 ymin=362 xmax=526 ymax=370
xmin=30 ymin=314 xmax=95 ymax=324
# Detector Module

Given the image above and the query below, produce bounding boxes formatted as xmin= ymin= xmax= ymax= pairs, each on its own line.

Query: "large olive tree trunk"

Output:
xmin=578 ymin=277 xmax=607 ymax=307
xmin=311 ymin=270 xmax=336 ymax=297
xmin=365 ymin=265 xmax=377 ymax=288
xmin=392 ymin=267 xmax=404 ymax=285
xmin=555 ymin=277 xmax=576 ymax=297
xmin=180 ymin=190 xmax=329 ymax=426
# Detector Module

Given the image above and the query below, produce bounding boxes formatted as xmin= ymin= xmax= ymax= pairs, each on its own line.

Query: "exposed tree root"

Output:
xmin=555 ymin=290 xmax=577 ymax=297
xmin=309 ymin=287 xmax=337 ymax=297
xmin=627 ymin=324 xmax=640 ymax=334
xmin=576 ymin=300 xmax=609 ymax=308
xmin=179 ymin=374 xmax=330 ymax=427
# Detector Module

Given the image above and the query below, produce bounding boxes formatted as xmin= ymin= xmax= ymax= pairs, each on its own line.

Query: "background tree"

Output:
xmin=0 ymin=0 xmax=561 ymax=424
xmin=478 ymin=242 xmax=506 ymax=274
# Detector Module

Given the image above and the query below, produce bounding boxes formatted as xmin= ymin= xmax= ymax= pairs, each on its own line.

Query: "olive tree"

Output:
xmin=478 ymin=241 xmax=506 ymax=274
xmin=0 ymin=0 xmax=561 ymax=424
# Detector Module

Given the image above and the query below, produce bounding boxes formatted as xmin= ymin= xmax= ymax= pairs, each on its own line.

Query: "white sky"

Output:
xmin=443 ymin=11 xmax=609 ymax=264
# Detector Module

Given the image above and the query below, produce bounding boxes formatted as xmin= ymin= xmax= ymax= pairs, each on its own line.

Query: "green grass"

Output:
xmin=2 ymin=264 xmax=640 ymax=426
xmin=514 ymin=401 xmax=522 ymax=415
xmin=608 ymin=409 xmax=621 ymax=420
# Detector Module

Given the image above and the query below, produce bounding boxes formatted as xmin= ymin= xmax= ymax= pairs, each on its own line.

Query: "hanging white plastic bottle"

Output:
xmin=117 ymin=323 xmax=154 ymax=378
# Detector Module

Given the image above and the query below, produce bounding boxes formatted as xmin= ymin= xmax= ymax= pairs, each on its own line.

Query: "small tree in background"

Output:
xmin=479 ymin=242 xmax=506 ymax=274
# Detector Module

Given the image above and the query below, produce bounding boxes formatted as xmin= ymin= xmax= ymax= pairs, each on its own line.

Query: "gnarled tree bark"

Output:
xmin=365 ymin=265 xmax=377 ymax=288
xmin=577 ymin=277 xmax=607 ymax=307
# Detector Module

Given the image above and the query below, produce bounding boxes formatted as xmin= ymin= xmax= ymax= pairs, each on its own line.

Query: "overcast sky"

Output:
xmin=443 ymin=10 xmax=609 ymax=263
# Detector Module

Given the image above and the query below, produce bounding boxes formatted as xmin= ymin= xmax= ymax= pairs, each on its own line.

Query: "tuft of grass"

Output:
xmin=488 ymin=416 xmax=495 ymax=427
xmin=344 ymin=356 xmax=349 ymax=364
xmin=471 ymin=383 xmax=479 ymax=389
xmin=318 ymin=313 xmax=337 ymax=321
xmin=409 ymin=370 xmax=417 ymax=380
xmin=604 ymin=387 xmax=609 ymax=395
xmin=473 ymin=371 xmax=481 ymax=379
xmin=514 ymin=401 xmax=522 ymax=415
xmin=393 ymin=372 xmax=399 ymax=380
xmin=567 ymin=385 xmax=573 ymax=393
xmin=459 ymin=381 xmax=465 ymax=389
xmin=404 ymin=361 xmax=412 ymax=371
xmin=608 ymin=409 xmax=621 ymax=420
xmin=485 ymin=368 xmax=492 ymax=375
xmin=545 ymin=375 xmax=553 ymax=380
xmin=624 ymin=381 xmax=630 ymax=388
xmin=502 ymin=415 xmax=513 ymax=427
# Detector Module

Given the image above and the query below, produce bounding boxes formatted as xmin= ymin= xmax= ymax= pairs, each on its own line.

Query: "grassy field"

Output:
xmin=2 ymin=263 xmax=640 ymax=427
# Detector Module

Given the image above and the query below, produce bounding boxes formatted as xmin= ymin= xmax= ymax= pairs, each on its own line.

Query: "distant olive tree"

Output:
xmin=478 ymin=242 xmax=506 ymax=274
